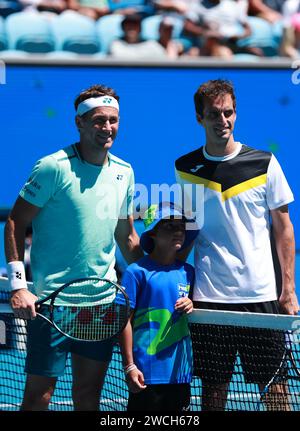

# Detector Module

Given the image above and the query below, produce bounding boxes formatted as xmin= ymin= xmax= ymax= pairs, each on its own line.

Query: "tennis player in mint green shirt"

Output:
xmin=5 ymin=84 xmax=143 ymax=411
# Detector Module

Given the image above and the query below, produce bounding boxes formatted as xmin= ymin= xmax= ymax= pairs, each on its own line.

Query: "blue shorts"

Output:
xmin=25 ymin=306 xmax=115 ymax=377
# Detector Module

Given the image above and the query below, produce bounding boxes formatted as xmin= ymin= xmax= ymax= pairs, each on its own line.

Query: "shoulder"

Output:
xmin=36 ymin=145 xmax=76 ymax=170
xmin=176 ymin=260 xmax=195 ymax=273
xmin=32 ymin=153 xmax=59 ymax=175
xmin=124 ymin=256 xmax=159 ymax=279
xmin=175 ymin=147 xmax=204 ymax=171
xmin=109 ymin=154 xmax=134 ymax=186
xmin=122 ymin=258 xmax=149 ymax=286
xmin=126 ymin=256 xmax=151 ymax=272
xmin=239 ymin=145 xmax=272 ymax=163
xmin=50 ymin=145 xmax=79 ymax=165
xmin=109 ymin=153 xmax=133 ymax=172
xmin=229 ymin=144 xmax=273 ymax=176
xmin=124 ymin=261 xmax=141 ymax=275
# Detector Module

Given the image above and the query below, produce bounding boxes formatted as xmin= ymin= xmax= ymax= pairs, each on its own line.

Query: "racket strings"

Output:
xmin=55 ymin=305 xmax=120 ymax=340
xmin=51 ymin=279 xmax=129 ymax=341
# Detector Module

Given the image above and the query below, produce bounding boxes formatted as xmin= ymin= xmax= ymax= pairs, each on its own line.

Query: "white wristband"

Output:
xmin=6 ymin=261 xmax=28 ymax=291
xmin=124 ymin=364 xmax=137 ymax=375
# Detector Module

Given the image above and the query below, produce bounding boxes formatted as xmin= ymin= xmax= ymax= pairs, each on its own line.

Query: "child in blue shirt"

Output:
xmin=119 ymin=201 xmax=199 ymax=412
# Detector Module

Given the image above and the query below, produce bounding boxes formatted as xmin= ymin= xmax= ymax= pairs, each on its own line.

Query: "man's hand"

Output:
xmin=10 ymin=289 xmax=38 ymax=320
xmin=279 ymin=289 xmax=299 ymax=315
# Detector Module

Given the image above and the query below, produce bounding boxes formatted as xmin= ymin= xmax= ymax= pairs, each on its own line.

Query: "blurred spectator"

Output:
xmin=283 ymin=0 xmax=300 ymax=17
xmin=19 ymin=0 xmax=67 ymax=14
xmin=281 ymin=0 xmax=300 ymax=57
xmin=182 ymin=0 xmax=261 ymax=58
xmin=152 ymin=0 xmax=190 ymax=15
xmin=248 ymin=0 xmax=284 ymax=22
xmin=158 ymin=16 xmax=184 ymax=57
xmin=109 ymin=13 xmax=182 ymax=57
xmin=37 ymin=0 xmax=67 ymax=13
xmin=66 ymin=0 xmax=110 ymax=19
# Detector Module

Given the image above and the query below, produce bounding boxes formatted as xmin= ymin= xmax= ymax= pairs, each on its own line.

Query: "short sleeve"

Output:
xmin=266 ymin=155 xmax=294 ymax=210
xmin=19 ymin=156 xmax=59 ymax=208
xmin=120 ymin=267 xmax=139 ymax=309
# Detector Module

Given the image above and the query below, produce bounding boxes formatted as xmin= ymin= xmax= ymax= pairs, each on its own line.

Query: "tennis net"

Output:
xmin=0 ymin=299 xmax=128 ymax=411
xmin=189 ymin=309 xmax=300 ymax=411
xmin=1 ymin=298 xmax=300 ymax=411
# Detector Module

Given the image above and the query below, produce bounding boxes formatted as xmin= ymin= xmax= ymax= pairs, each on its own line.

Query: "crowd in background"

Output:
xmin=0 ymin=0 xmax=299 ymax=59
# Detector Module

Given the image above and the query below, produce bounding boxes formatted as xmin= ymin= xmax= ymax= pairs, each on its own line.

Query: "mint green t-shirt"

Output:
xmin=20 ymin=144 xmax=134 ymax=300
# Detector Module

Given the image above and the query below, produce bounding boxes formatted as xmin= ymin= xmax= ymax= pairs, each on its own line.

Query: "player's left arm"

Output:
xmin=271 ymin=204 xmax=299 ymax=315
xmin=115 ymin=216 xmax=144 ymax=264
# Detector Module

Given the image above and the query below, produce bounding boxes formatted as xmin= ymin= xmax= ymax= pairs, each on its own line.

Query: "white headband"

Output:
xmin=77 ymin=96 xmax=119 ymax=116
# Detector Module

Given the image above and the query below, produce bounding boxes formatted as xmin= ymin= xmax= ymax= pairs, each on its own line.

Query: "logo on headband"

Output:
xmin=103 ymin=97 xmax=113 ymax=104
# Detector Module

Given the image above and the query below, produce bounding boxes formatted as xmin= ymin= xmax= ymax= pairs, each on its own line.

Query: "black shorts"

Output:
xmin=191 ymin=301 xmax=286 ymax=385
xmin=127 ymin=383 xmax=191 ymax=412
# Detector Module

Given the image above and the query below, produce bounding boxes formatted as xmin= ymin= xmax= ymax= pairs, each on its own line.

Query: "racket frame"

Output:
xmin=35 ymin=277 xmax=130 ymax=342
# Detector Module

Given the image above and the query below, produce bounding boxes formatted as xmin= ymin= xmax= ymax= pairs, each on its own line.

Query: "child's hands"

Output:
xmin=175 ymin=297 xmax=193 ymax=314
xmin=126 ymin=368 xmax=147 ymax=393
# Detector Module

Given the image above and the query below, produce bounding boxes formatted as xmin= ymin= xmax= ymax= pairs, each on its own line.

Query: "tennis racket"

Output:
xmin=256 ymin=332 xmax=300 ymax=411
xmin=1 ymin=276 xmax=130 ymax=342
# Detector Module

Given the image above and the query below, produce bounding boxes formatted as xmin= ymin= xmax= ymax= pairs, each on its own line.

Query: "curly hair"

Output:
xmin=194 ymin=79 xmax=236 ymax=118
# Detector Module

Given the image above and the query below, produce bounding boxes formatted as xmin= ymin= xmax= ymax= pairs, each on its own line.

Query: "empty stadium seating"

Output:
xmin=95 ymin=13 xmax=123 ymax=54
xmin=237 ymin=16 xmax=283 ymax=57
xmin=5 ymin=12 xmax=55 ymax=53
xmin=51 ymin=11 xmax=100 ymax=54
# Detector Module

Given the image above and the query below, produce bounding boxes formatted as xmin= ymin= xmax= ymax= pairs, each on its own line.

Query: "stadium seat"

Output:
xmin=44 ymin=51 xmax=80 ymax=59
xmin=0 ymin=17 xmax=8 ymax=51
xmin=272 ymin=19 xmax=284 ymax=48
xmin=237 ymin=16 xmax=283 ymax=57
xmin=0 ymin=1 xmax=22 ymax=18
xmin=95 ymin=14 xmax=123 ymax=54
xmin=0 ymin=49 xmax=30 ymax=58
xmin=5 ymin=12 xmax=55 ymax=53
xmin=51 ymin=11 xmax=100 ymax=54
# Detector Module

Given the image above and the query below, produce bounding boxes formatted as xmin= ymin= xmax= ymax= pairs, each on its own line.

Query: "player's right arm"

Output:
xmin=5 ymin=197 xmax=40 ymax=319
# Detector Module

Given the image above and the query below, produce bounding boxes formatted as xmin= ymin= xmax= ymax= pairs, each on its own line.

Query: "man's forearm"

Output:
xmin=4 ymin=217 xmax=26 ymax=263
xmin=273 ymin=220 xmax=299 ymax=314
xmin=274 ymin=224 xmax=295 ymax=292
